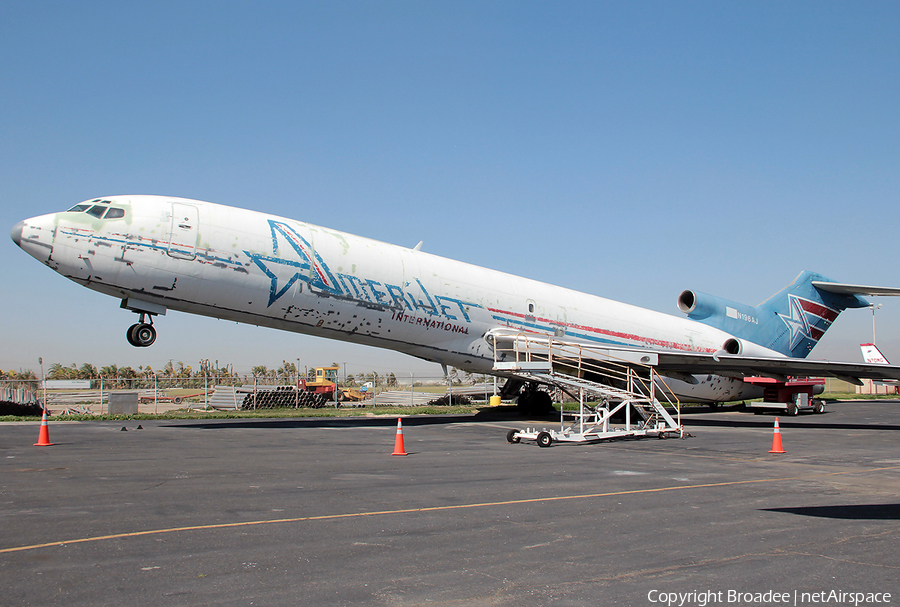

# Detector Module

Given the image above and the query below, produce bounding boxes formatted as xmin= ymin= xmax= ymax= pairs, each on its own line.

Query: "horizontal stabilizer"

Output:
xmin=812 ymin=281 xmax=900 ymax=297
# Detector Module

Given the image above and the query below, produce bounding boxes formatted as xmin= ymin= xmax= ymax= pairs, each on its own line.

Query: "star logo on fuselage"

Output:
xmin=245 ymin=220 xmax=340 ymax=307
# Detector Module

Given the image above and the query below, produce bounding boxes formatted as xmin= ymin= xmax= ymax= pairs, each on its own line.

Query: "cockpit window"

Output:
xmin=64 ymin=203 xmax=126 ymax=218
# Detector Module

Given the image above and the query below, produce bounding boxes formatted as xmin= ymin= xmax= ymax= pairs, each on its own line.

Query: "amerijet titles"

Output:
xmin=391 ymin=310 xmax=471 ymax=335
xmin=246 ymin=219 xmax=478 ymax=333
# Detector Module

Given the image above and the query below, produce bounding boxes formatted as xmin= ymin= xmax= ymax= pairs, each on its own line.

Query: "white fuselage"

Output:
xmin=13 ymin=196 xmax=768 ymax=402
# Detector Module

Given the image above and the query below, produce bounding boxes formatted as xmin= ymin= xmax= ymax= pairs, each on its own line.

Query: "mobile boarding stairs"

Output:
xmin=490 ymin=330 xmax=683 ymax=447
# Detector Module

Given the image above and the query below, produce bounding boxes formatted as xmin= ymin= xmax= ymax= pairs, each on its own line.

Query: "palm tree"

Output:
xmin=4 ymin=369 xmax=38 ymax=389
xmin=447 ymin=367 xmax=461 ymax=385
xmin=278 ymin=361 xmax=297 ymax=382
xmin=363 ymin=371 xmax=380 ymax=387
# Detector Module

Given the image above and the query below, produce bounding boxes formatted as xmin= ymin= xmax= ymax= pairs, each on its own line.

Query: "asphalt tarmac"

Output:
xmin=2 ymin=401 xmax=899 ymax=607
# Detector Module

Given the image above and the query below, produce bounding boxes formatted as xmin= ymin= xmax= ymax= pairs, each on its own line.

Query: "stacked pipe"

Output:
xmin=239 ymin=386 xmax=329 ymax=410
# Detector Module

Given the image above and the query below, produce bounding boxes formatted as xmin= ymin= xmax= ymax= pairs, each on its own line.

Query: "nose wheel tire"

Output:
xmin=127 ymin=323 xmax=157 ymax=347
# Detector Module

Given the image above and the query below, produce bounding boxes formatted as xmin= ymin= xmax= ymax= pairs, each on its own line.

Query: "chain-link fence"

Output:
xmin=1 ymin=375 xmax=501 ymax=415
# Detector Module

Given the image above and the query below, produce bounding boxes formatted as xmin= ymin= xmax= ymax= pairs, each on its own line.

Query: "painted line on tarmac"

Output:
xmin=3 ymin=464 xmax=898 ymax=555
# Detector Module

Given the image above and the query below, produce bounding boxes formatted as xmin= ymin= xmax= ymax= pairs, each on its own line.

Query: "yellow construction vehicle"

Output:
xmin=301 ymin=366 xmax=341 ymax=399
xmin=300 ymin=366 xmax=372 ymax=403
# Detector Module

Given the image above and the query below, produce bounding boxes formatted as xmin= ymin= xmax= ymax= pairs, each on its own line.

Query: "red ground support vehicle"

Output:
xmin=742 ymin=377 xmax=826 ymax=415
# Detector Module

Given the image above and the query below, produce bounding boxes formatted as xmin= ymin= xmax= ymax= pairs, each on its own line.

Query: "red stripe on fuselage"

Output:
xmin=488 ymin=308 xmax=716 ymax=353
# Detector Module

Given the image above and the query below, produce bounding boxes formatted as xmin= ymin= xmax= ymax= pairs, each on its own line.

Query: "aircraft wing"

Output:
xmin=487 ymin=329 xmax=900 ymax=384
xmin=651 ymin=350 xmax=900 ymax=384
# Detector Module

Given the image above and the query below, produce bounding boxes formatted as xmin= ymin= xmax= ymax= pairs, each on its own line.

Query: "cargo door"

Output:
xmin=167 ymin=202 xmax=199 ymax=260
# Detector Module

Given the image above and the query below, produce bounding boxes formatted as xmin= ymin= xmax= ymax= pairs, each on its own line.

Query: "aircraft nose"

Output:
xmin=10 ymin=220 xmax=24 ymax=247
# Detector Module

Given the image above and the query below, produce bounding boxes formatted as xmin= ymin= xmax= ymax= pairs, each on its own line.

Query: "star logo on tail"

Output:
xmin=779 ymin=295 xmax=811 ymax=350
xmin=778 ymin=294 xmax=837 ymax=352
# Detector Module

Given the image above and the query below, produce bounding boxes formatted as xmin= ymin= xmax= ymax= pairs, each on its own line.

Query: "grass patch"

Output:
xmin=820 ymin=392 xmax=899 ymax=401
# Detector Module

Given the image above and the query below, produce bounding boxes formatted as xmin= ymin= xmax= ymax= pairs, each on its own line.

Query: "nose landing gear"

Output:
xmin=126 ymin=312 xmax=157 ymax=347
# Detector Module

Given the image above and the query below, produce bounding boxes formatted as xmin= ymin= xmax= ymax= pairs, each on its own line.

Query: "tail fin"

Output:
xmin=679 ymin=271 xmax=869 ymax=358
xmin=861 ymin=343 xmax=890 ymax=364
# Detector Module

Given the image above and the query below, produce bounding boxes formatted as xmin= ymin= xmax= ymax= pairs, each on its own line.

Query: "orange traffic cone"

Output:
xmin=391 ymin=417 xmax=408 ymax=456
xmin=34 ymin=410 xmax=55 ymax=447
xmin=768 ymin=417 xmax=785 ymax=454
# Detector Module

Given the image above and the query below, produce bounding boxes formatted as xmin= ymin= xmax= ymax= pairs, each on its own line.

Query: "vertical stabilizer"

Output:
xmin=681 ymin=271 xmax=869 ymax=359
xmin=861 ymin=343 xmax=890 ymax=364
xmin=753 ymin=271 xmax=869 ymax=357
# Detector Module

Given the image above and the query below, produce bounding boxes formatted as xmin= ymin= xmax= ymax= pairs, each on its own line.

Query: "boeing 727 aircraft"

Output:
xmin=11 ymin=195 xmax=900 ymax=410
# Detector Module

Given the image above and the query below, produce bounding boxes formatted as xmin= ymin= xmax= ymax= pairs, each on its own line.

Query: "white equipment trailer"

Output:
xmin=490 ymin=331 xmax=683 ymax=447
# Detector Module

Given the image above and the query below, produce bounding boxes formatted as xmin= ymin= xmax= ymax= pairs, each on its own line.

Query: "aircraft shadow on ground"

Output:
xmin=680 ymin=416 xmax=900 ymax=432
xmin=165 ymin=405 xmax=900 ymax=432
xmin=164 ymin=406 xmax=549 ymax=431
xmin=762 ymin=504 xmax=900 ymax=520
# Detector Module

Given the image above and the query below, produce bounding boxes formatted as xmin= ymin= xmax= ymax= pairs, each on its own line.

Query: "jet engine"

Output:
xmin=677 ymin=289 xmax=751 ymax=321
xmin=720 ymin=337 xmax=782 ymax=358
xmin=678 ymin=289 xmax=783 ymax=358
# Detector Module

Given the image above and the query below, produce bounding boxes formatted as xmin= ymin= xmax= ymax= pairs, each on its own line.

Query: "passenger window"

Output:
xmin=66 ymin=204 xmax=92 ymax=212
xmin=86 ymin=205 xmax=106 ymax=218
xmin=104 ymin=208 xmax=125 ymax=219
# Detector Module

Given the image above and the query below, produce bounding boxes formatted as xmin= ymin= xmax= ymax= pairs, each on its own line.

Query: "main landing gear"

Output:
xmin=516 ymin=382 xmax=554 ymax=416
xmin=126 ymin=312 xmax=157 ymax=347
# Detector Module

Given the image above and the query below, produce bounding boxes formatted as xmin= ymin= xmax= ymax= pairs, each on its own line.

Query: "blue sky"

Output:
xmin=2 ymin=1 xmax=898 ymax=377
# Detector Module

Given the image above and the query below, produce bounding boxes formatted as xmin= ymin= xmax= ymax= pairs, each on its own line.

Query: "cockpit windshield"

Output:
xmin=65 ymin=200 xmax=126 ymax=219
